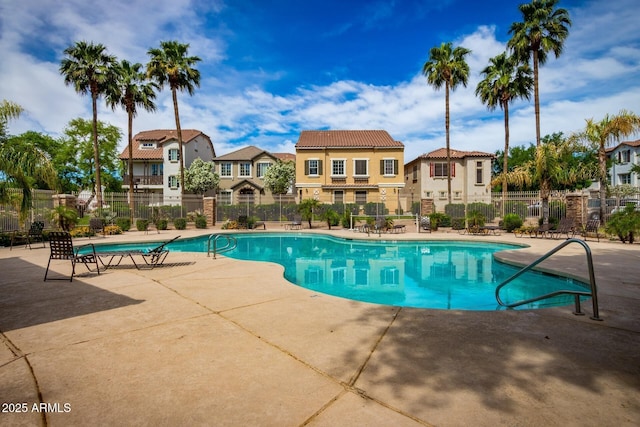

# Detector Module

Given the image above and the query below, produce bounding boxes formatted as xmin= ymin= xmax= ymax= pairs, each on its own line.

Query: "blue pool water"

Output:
xmin=92 ymin=233 xmax=590 ymax=311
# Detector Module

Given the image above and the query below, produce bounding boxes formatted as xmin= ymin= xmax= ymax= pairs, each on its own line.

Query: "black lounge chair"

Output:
xmin=11 ymin=221 xmax=46 ymax=250
xmin=89 ymin=218 xmax=105 ymax=237
xmin=95 ymin=235 xmax=181 ymax=270
xmin=44 ymin=231 xmax=100 ymax=281
xmin=285 ymin=215 xmax=302 ymax=230
xmin=582 ymin=220 xmax=601 ymax=242
xmin=548 ymin=218 xmax=577 ymax=240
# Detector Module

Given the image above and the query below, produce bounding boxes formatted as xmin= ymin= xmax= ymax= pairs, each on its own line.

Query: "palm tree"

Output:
xmin=0 ymin=101 xmax=57 ymax=223
xmin=146 ymin=41 xmax=201 ymax=203
xmin=571 ymin=110 xmax=640 ymax=222
xmin=493 ymin=135 xmax=590 ymax=225
xmin=422 ymin=42 xmax=471 ymax=204
xmin=60 ymin=41 xmax=118 ymax=209
xmin=106 ymin=60 xmax=158 ymax=224
xmin=475 ymin=52 xmax=533 ymax=216
xmin=508 ymin=0 xmax=571 ymax=147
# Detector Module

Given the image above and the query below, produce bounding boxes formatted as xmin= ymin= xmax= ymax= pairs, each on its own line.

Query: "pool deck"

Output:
xmin=1 ymin=223 xmax=639 ymax=426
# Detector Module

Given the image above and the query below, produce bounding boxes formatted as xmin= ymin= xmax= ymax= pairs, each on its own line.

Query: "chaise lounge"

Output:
xmin=94 ymin=235 xmax=181 ymax=270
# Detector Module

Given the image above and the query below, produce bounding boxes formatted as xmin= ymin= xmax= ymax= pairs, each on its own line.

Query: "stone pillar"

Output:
xmin=203 ymin=196 xmax=216 ymax=226
xmin=420 ymin=198 xmax=434 ymax=216
xmin=52 ymin=194 xmax=77 ymax=209
xmin=566 ymin=193 xmax=588 ymax=227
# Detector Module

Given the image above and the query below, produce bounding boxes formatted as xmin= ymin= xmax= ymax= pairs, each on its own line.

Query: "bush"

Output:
xmin=466 ymin=210 xmax=486 ymax=228
xmin=604 ymin=204 xmax=640 ymax=243
xmin=503 ymin=213 xmax=523 ymax=232
xmin=451 ymin=217 xmax=465 ymax=230
xmin=69 ymin=226 xmax=93 ymax=237
xmin=103 ymin=225 xmax=123 ymax=235
xmin=174 ymin=218 xmax=187 ymax=230
xmin=504 ymin=201 xmax=528 ymax=219
xmin=429 ymin=212 xmax=451 ymax=229
xmin=195 ymin=216 xmax=207 ymax=229
xmin=116 ymin=218 xmax=131 ymax=231
xmin=467 ymin=202 xmax=496 ymax=222
xmin=136 ymin=219 xmax=149 ymax=231
xmin=155 ymin=219 xmax=168 ymax=230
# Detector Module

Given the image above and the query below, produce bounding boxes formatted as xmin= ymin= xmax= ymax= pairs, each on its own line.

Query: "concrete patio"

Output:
xmin=1 ymin=226 xmax=638 ymax=426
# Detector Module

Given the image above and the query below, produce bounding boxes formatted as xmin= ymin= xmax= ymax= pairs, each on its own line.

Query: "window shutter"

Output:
xmin=304 ymin=160 xmax=309 ymax=175
xmin=380 ymin=160 xmax=384 ymax=174
xmin=318 ymin=160 xmax=323 ymax=175
xmin=451 ymin=162 xmax=455 ymax=177
xmin=393 ymin=160 xmax=398 ymax=175
xmin=430 ymin=162 xmax=434 ymax=177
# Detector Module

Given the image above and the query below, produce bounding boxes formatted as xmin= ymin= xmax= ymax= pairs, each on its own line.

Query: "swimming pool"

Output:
xmin=91 ymin=233 xmax=591 ymax=311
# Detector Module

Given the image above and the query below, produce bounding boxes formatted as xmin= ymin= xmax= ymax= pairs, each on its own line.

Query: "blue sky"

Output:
xmin=1 ymin=0 xmax=639 ymax=162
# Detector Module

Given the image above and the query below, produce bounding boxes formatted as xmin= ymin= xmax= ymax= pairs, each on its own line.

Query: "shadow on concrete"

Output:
xmin=0 ymin=257 xmax=144 ymax=331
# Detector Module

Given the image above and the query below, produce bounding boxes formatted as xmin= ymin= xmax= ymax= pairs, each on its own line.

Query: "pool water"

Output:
xmin=93 ymin=233 xmax=590 ymax=311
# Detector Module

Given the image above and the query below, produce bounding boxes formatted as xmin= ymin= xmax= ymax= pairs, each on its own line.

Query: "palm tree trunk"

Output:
xmin=533 ymin=50 xmax=541 ymax=147
xmin=445 ymin=81 xmax=452 ymax=205
xmin=91 ymin=90 xmax=103 ymax=209
xmin=127 ymin=111 xmax=135 ymax=225
xmin=171 ymin=88 xmax=185 ymax=207
xmin=502 ymin=101 xmax=510 ymax=218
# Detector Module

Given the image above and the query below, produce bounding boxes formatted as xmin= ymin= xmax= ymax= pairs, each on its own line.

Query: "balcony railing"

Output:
xmin=122 ymin=175 xmax=163 ymax=186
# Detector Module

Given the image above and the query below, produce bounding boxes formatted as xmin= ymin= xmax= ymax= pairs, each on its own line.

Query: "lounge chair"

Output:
xmin=44 ymin=231 xmax=100 ymax=281
xmin=89 ymin=218 xmax=105 ymax=237
xmin=95 ymin=235 xmax=181 ymax=270
xmin=285 ymin=215 xmax=302 ymax=230
xmin=373 ymin=216 xmax=387 ymax=235
xmin=11 ymin=221 xmax=45 ymax=250
xmin=548 ymin=218 xmax=577 ymax=240
xmin=420 ymin=216 xmax=431 ymax=233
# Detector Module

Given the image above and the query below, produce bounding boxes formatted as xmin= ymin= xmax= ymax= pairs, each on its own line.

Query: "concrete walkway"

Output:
xmin=1 ymin=225 xmax=638 ymax=426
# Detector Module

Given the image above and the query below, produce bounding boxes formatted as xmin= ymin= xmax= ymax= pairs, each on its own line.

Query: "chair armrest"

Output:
xmin=75 ymin=243 xmax=97 ymax=256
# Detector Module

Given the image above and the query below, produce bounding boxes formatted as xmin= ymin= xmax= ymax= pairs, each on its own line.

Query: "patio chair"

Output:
xmin=89 ymin=218 xmax=105 ymax=237
xmin=44 ymin=231 xmax=100 ymax=281
xmin=420 ymin=216 xmax=431 ymax=233
xmin=582 ymin=219 xmax=601 ymax=242
xmin=285 ymin=215 xmax=302 ymax=230
xmin=11 ymin=221 xmax=45 ymax=250
xmin=373 ymin=216 xmax=387 ymax=235
xmin=96 ymin=235 xmax=181 ymax=270
xmin=237 ymin=215 xmax=249 ymax=229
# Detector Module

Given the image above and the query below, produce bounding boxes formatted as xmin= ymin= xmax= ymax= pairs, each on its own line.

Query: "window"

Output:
xmin=331 ymin=159 xmax=345 ymax=176
xmin=140 ymin=142 xmax=156 ymax=149
xmin=454 ymin=191 xmax=462 ymax=199
xmin=305 ymin=159 xmax=322 ymax=176
xmin=355 ymin=190 xmax=367 ymax=204
xmin=168 ymin=175 xmax=179 ymax=189
xmin=430 ymin=162 xmax=455 ymax=178
xmin=380 ymin=267 xmax=399 ymax=287
xmin=354 ymin=159 xmax=368 ymax=176
xmin=476 ymin=161 xmax=483 ymax=184
xmin=381 ymin=159 xmax=398 ymax=176
xmin=439 ymin=191 xmax=447 ymax=199
xmin=334 ymin=190 xmax=344 ymax=204
xmin=218 ymin=190 xmax=232 ymax=204
xmin=239 ymin=162 xmax=251 ymax=177
xmin=168 ymin=148 xmax=180 ymax=162
xmin=220 ymin=163 xmax=232 ymax=177
xmin=151 ymin=163 xmax=163 ymax=176
xmin=618 ymin=150 xmax=631 ymax=163
xmin=619 ymin=173 xmax=632 ymax=185
xmin=257 ymin=162 xmax=271 ymax=178
xmin=304 ymin=267 xmax=323 ymax=285
xmin=412 ymin=165 xmax=418 ymax=182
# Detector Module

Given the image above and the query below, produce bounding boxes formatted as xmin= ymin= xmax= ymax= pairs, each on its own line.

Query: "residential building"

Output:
xmin=606 ymin=139 xmax=640 ymax=187
xmin=403 ymin=148 xmax=494 ymax=213
xmin=213 ymin=146 xmax=295 ymax=205
xmin=294 ymin=130 xmax=405 ymax=213
xmin=119 ymin=129 xmax=215 ymax=205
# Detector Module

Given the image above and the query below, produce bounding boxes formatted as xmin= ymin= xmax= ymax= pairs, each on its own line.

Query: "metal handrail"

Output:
xmin=207 ymin=234 xmax=237 ymax=258
xmin=495 ymin=238 xmax=601 ymax=321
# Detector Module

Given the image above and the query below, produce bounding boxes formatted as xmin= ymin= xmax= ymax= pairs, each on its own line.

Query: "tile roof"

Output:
xmin=605 ymin=139 xmax=640 ymax=153
xmin=214 ymin=145 xmax=274 ymax=161
xmin=273 ymin=152 xmax=296 ymax=162
xmin=119 ymin=129 xmax=207 ymax=160
xmin=417 ymin=148 xmax=495 ymax=160
xmin=295 ymin=130 xmax=404 ymax=149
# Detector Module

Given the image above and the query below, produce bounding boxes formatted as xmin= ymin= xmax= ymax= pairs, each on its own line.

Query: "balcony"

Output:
xmin=122 ymin=175 xmax=163 ymax=186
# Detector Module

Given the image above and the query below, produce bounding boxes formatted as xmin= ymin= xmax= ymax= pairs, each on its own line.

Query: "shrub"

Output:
xmin=451 ymin=217 xmax=465 ymax=230
xmin=323 ymin=209 xmax=340 ymax=229
xmin=103 ymin=225 xmax=123 ymax=235
xmin=503 ymin=213 xmax=523 ymax=232
xmin=504 ymin=201 xmax=528 ymax=219
xmin=467 ymin=202 xmax=496 ymax=222
xmin=429 ymin=212 xmax=450 ymax=229
xmin=221 ymin=220 xmax=239 ymax=230
xmin=69 ymin=226 xmax=93 ymax=237
xmin=116 ymin=217 xmax=131 ymax=231
xmin=155 ymin=219 xmax=168 ymax=230
xmin=174 ymin=218 xmax=187 ymax=230
xmin=466 ymin=210 xmax=486 ymax=229
xmin=341 ymin=211 xmax=351 ymax=228
xmin=195 ymin=216 xmax=208 ymax=229
xmin=604 ymin=204 xmax=640 ymax=243
xmin=136 ymin=219 xmax=149 ymax=231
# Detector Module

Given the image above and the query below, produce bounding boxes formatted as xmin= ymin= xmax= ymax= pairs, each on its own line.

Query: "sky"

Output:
xmin=1 ymin=0 xmax=639 ymax=163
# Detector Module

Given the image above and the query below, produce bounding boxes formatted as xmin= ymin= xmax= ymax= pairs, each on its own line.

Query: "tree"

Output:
xmin=570 ymin=110 xmax=640 ymax=222
xmin=263 ymin=160 xmax=296 ymax=222
xmin=298 ymin=198 xmax=321 ymax=229
xmin=508 ymin=0 xmax=571 ymax=147
xmin=493 ymin=134 xmax=592 ymax=224
xmin=5 ymin=132 xmax=61 ymax=190
xmin=422 ymin=42 xmax=471 ymax=204
xmin=60 ymin=41 xmax=119 ymax=208
xmin=58 ymin=118 xmax=122 ymax=193
xmin=106 ymin=60 xmax=157 ymax=223
xmin=183 ymin=158 xmax=219 ymax=194
xmin=146 ymin=41 xmax=201 ymax=205
xmin=0 ymin=102 xmax=57 ymax=222
xmin=476 ymin=52 xmax=533 ymax=215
